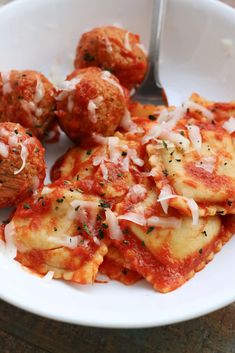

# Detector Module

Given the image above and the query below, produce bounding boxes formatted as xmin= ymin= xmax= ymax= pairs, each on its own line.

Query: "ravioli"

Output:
xmin=51 ymin=131 xmax=148 ymax=202
xmin=99 ymin=245 xmax=142 ymax=285
xmin=10 ymin=182 xmax=108 ymax=283
xmin=144 ymin=96 xmax=235 ymax=217
xmin=111 ymin=184 xmax=229 ymax=292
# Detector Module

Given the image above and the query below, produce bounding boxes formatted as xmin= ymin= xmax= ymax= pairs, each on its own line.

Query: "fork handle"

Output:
xmin=146 ymin=0 xmax=166 ymax=88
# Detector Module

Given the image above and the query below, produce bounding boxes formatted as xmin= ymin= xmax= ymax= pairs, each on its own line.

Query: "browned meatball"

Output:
xmin=74 ymin=26 xmax=148 ymax=89
xmin=0 ymin=70 xmax=56 ymax=139
xmin=0 ymin=122 xmax=45 ymax=208
xmin=56 ymin=67 xmax=127 ymax=141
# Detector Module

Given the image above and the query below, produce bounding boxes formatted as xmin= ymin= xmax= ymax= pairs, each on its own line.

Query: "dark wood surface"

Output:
xmin=0 ymin=0 xmax=235 ymax=352
xmin=0 ymin=296 xmax=235 ymax=353
xmin=0 ymin=299 xmax=234 ymax=353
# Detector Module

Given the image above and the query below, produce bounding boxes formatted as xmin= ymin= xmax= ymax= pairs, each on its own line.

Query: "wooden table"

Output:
xmin=0 ymin=299 xmax=234 ymax=353
xmin=0 ymin=0 xmax=235 ymax=352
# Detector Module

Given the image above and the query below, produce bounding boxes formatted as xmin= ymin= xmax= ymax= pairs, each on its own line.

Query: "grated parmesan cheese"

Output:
xmin=222 ymin=117 xmax=235 ymax=134
xmin=158 ymin=184 xmax=173 ymax=214
xmin=118 ymin=212 xmax=146 ymax=226
xmin=124 ymin=32 xmax=132 ymax=51
xmin=87 ymin=96 xmax=104 ymax=123
xmin=0 ymin=141 xmax=9 ymax=158
xmin=195 ymin=156 xmax=216 ymax=174
xmin=147 ymin=216 xmax=182 ymax=229
xmin=105 ymin=209 xmax=123 ymax=240
xmin=1 ymin=71 xmax=12 ymax=95
xmin=187 ymin=124 xmax=202 ymax=151
xmin=184 ymin=100 xmax=214 ymax=120
xmin=157 ymin=194 xmax=199 ymax=225
xmin=14 ymin=143 xmax=29 ymax=175
xmin=34 ymin=76 xmax=45 ymax=104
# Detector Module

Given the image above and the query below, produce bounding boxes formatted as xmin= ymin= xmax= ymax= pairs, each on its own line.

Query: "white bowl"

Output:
xmin=0 ymin=0 xmax=234 ymax=328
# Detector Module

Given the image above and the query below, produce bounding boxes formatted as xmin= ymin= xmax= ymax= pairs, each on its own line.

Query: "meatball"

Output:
xmin=74 ymin=26 xmax=148 ymax=89
xmin=56 ymin=67 xmax=127 ymax=141
xmin=0 ymin=70 xmax=56 ymax=139
xmin=0 ymin=122 xmax=45 ymax=208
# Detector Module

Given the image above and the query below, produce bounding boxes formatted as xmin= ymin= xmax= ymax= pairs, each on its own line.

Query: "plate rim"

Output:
xmin=0 ymin=0 xmax=234 ymax=328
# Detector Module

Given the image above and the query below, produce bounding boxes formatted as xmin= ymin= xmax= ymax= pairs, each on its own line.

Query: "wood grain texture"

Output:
xmin=0 ymin=299 xmax=234 ymax=353
xmin=0 ymin=1 xmax=234 ymax=353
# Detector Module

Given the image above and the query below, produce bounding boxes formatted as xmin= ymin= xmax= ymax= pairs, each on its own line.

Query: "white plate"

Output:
xmin=0 ymin=0 xmax=234 ymax=328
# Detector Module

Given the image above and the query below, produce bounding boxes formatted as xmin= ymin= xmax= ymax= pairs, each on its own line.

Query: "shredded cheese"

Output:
xmin=118 ymin=212 xmax=146 ymax=226
xmin=124 ymin=32 xmax=132 ymax=51
xmin=34 ymin=76 xmax=45 ymax=104
xmin=0 ymin=141 xmax=9 ymax=158
xmin=42 ymin=271 xmax=54 ymax=282
xmin=87 ymin=96 xmax=104 ymax=123
xmin=56 ymin=76 xmax=82 ymax=101
xmin=158 ymin=184 xmax=173 ymax=214
xmin=100 ymin=162 xmax=109 ymax=180
xmin=108 ymin=136 xmax=120 ymax=164
xmin=184 ymin=101 xmax=214 ymax=120
xmin=1 ymin=71 xmax=12 ymax=95
xmin=120 ymin=109 xmax=143 ymax=133
xmin=42 ymin=186 xmax=53 ymax=195
xmin=195 ymin=156 xmax=216 ymax=174
xmin=187 ymin=124 xmax=202 ymax=151
xmin=147 ymin=216 xmax=182 ymax=229
xmin=105 ymin=209 xmax=123 ymax=240
xmin=222 ymin=117 xmax=235 ymax=134
xmin=3 ymin=221 xmax=17 ymax=260
xmin=14 ymin=143 xmax=29 ymax=175
xmin=127 ymin=184 xmax=147 ymax=203
xmin=157 ymin=194 xmax=199 ymax=225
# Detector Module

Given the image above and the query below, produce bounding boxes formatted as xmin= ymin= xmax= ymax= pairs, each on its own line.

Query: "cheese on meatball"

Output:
xmin=0 ymin=70 xmax=56 ymax=139
xmin=56 ymin=67 xmax=127 ymax=141
xmin=0 ymin=122 xmax=45 ymax=208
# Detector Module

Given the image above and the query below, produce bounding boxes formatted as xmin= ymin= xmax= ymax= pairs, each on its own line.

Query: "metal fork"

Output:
xmin=132 ymin=0 xmax=167 ymax=106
